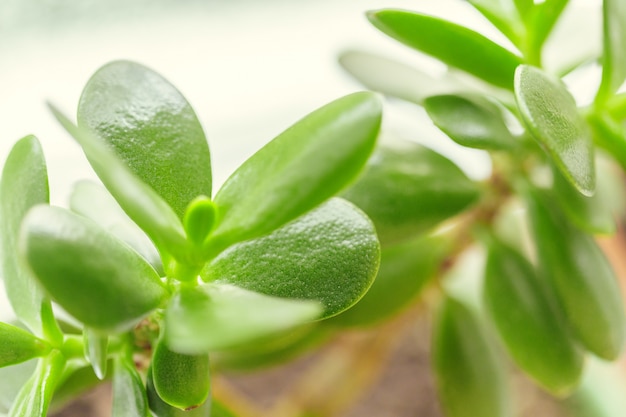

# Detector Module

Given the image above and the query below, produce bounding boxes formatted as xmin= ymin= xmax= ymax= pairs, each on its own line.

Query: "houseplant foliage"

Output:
xmin=334 ymin=0 xmax=626 ymax=415
xmin=0 ymin=60 xmax=383 ymax=416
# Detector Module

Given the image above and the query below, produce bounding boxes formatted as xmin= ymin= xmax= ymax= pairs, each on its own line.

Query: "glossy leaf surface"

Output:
xmin=9 ymin=351 xmax=65 ymax=417
xmin=342 ymin=138 xmax=479 ymax=246
xmin=527 ymin=188 xmax=625 ymax=359
xmin=600 ymin=0 xmax=626 ymax=98
xmin=424 ymin=94 xmax=517 ymax=150
xmin=515 ymin=65 xmax=595 ymax=196
xmin=112 ymin=354 xmax=150 ymax=417
xmin=207 ymin=92 xmax=382 ymax=255
xmin=165 ymin=284 xmax=322 ymax=354
xmin=184 ymin=196 xmax=217 ymax=246
xmin=147 ymin=367 xmax=211 ymax=417
xmin=0 ymin=322 xmax=50 ymax=368
xmin=0 ymin=136 xmax=50 ymax=336
xmin=203 ymin=198 xmax=380 ymax=318
xmin=433 ymin=297 xmax=510 ymax=417
xmin=21 ymin=205 xmax=167 ymax=333
xmin=484 ymin=237 xmax=583 ymax=395
xmin=83 ymin=328 xmax=108 ymax=380
xmin=77 ymin=60 xmax=212 ymax=219
xmin=330 ymin=234 xmax=449 ymax=327
xmin=50 ymin=106 xmax=189 ymax=261
xmin=367 ymin=9 xmax=522 ymax=90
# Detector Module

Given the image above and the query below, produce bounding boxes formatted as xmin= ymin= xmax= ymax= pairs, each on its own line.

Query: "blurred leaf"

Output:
xmin=147 ymin=367 xmax=211 ymax=417
xmin=50 ymin=105 xmax=189 ymax=263
xmin=0 ymin=359 xmax=36 ymax=413
xmin=152 ymin=338 xmax=210 ymax=410
xmin=342 ymin=138 xmax=479 ymax=246
xmin=0 ymin=135 xmax=50 ymax=337
xmin=183 ymin=196 xmax=217 ymax=247
xmin=466 ymin=0 xmax=524 ymax=45
xmin=21 ymin=205 xmax=167 ymax=333
xmin=367 ymin=9 xmax=522 ymax=90
xmin=527 ymin=188 xmax=625 ymax=360
xmin=203 ymin=198 xmax=380 ymax=318
xmin=598 ymin=0 xmax=626 ymax=99
xmin=9 ymin=351 xmax=65 ymax=417
xmin=207 ymin=92 xmax=382 ymax=256
xmin=0 ymin=322 xmax=50 ymax=368
xmin=211 ymin=400 xmax=239 ymax=417
xmin=514 ymin=0 xmax=534 ymax=19
xmin=112 ymin=353 xmax=150 ymax=417
xmin=165 ymin=284 xmax=321 ymax=354
xmin=83 ymin=328 xmax=108 ymax=380
xmin=77 ymin=60 xmax=212 ymax=219
xmin=424 ymin=93 xmax=517 ymax=150
xmin=527 ymin=0 xmax=570 ymax=59
xmin=587 ymin=112 xmax=626 ymax=172
xmin=515 ymin=65 xmax=595 ymax=196
xmin=51 ymin=362 xmax=105 ymax=411
xmin=70 ymin=180 xmax=163 ymax=274
xmin=433 ymin=297 xmax=511 ymax=417
xmin=329 ymin=233 xmax=450 ymax=327
xmin=484 ymin=236 xmax=583 ymax=395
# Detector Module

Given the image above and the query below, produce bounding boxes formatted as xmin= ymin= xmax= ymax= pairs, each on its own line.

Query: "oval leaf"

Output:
xmin=165 ymin=284 xmax=322 ymax=354
xmin=515 ymin=65 xmax=595 ymax=196
xmin=203 ymin=198 xmax=380 ymax=318
xmin=0 ymin=136 xmax=50 ymax=336
xmin=527 ymin=188 xmax=625 ymax=359
xmin=367 ymin=9 xmax=523 ymax=90
xmin=207 ymin=92 xmax=382 ymax=256
xmin=424 ymin=93 xmax=517 ymax=150
xmin=433 ymin=297 xmax=510 ymax=417
xmin=20 ymin=205 xmax=168 ymax=333
xmin=112 ymin=353 xmax=150 ymax=417
xmin=599 ymin=0 xmax=626 ymax=98
xmin=0 ymin=323 xmax=50 ymax=368
xmin=147 ymin=367 xmax=211 ymax=417
xmin=484 ymin=237 xmax=583 ymax=395
xmin=77 ymin=60 xmax=212 ymax=219
xmin=342 ymin=138 xmax=479 ymax=246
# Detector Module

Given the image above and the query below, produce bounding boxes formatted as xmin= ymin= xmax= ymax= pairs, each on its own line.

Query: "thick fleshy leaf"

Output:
xmin=165 ymin=284 xmax=322 ymax=354
xmin=20 ymin=205 xmax=167 ymax=333
xmin=598 ymin=0 xmax=626 ymax=99
xmin=9 ymin=351 xmax=66 ymax=417
xmin=367 ymin=9 xmax=523 ymax=90
xmin=515 ymin=65 xmax=595 ymax=196
xmin=424 ymin=93 xmax=517 ymax=150
xmin=83 ymin=328 xmax=108 ymax=380
xmin=50 ymin=106 xmax=189 ymax=262
xmin=183 ymin=196 xmax=217 ymax=246
xmin=0 ymin=136 xmax=50 ymax=336
xmin=484 ymin=237 xmax=583 ymax=395
xmin=147 ymin=367 xmax=211 ymax=417
xmin=207 ymin=92 xmax=382 ymax=256
xmin=0 ymin=322 xmax=50 ymax=368
xmin=70 ymin=180 xmax=163 ymax=274
xmin=342 ymin=138 xmax=479 ymax=246
xmin=112 ymin=353 xmax=150 ymax=417
xmin=433 ymin=297 xmax=510 ymax=417
xmin=152 ymin=338 xmax=210 ymax=410
xmin=329 ymin=234 xmax=450 ymax=327
xmin=77 ymin=60 xmax=212 ymax=219
xmin=203 ymin=198 xmax=380 ymax=318
xmin=527 ymin=188 xmax=625 ymax=360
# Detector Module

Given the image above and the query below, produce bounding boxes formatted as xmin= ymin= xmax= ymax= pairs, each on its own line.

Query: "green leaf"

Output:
xmin=165 ymin=284 xmax=322 ymax=354
xmin=0 ymin=136 xmax=50 ymax=337
xmin=203 ymin=198 xmax=380 ymax=318
xmin=77 ymin=60 xmax=212 ymax=220
xmin=49 ymin=105 xmax=189 ymax=263
xmin=112 ymin=352 xmax=150 ymax=417
xmin=424 ymin=93 xmax=517 ymax=150
xmin=433 ymin=297 xmax=511 ymax=417
xmin=514 ymin=0 xmax=534 ymax=19
xmin=0 ymin=322 xmax=51 ymax=368
xmin=466 ymin=0 xmax=524 ymax=46
xmin=211 ymin=400 xmax=239 ymax=417
xmin=367 ymin=9 xmax=523 ymax=90
xmin=152 ymin=338 xmax=210 ymax=410
xmin=329 ymin=234 xmax=450 ymax=327
xmin=147 ymin=367 xmax=211 ymax=417
xmin=515 ymin=65 xmax=595 ymax=196
xmin=70 ymin=180 xmax=163 ymax=274
xmin=527 ymin=0 xmax=570 ymax=59
xmin=83 ymin=328 xmax=108 ymax=380
xmin=183 ymin=196 xmax=217 ymax=246
xmin=207 ymin=92 xmax=382 ymax=256
xmin=484 ymin=236 xmax=583 ymax=395
xmin=527 ymin=188 xmax=625 ymax=360
xmin=20 ymin=205 xmax=168 ymax=333
xmin=598 ymin=0 xmax=626 ymax=100
xmin=9 ymin=351 xmax=66 ymax=417
xmin=342 ymin=138 xmax=479 ymax=246
xmin=0 ymin=359 xmax=36 ymax=413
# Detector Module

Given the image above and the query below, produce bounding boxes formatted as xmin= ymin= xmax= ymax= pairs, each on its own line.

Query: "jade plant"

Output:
xmin=0 ymin=60 xmax=383 ymax=416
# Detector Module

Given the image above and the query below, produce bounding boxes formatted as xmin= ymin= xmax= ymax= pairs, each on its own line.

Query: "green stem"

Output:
xmin=605 ymin=92 xmax=626 ymax=120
